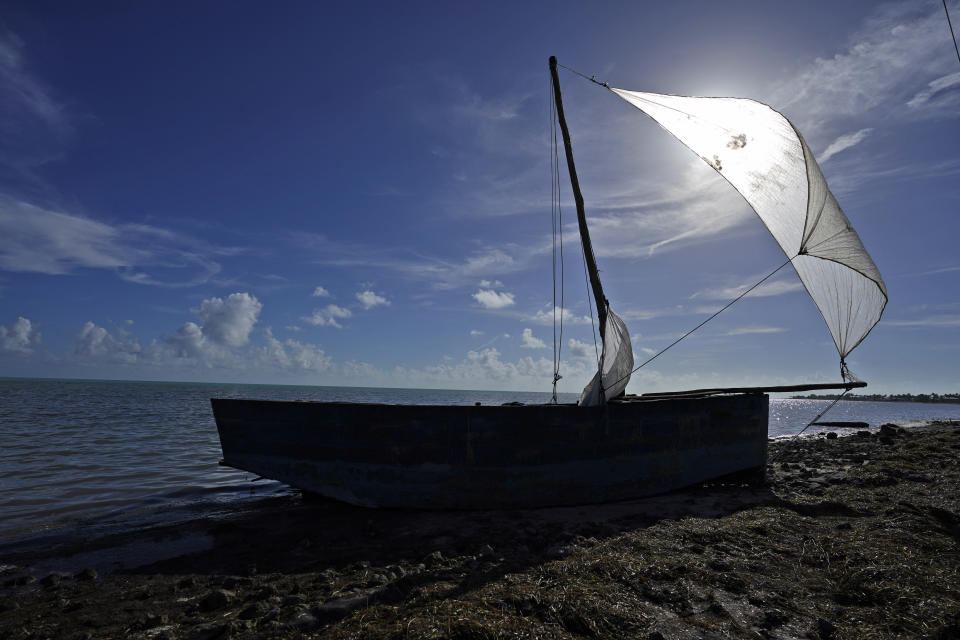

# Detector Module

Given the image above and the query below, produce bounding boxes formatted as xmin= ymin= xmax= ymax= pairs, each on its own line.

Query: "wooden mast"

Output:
xmin=549 ymin=56 xmax=608 ymax=335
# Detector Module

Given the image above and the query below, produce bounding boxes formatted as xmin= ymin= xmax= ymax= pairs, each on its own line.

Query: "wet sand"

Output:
xmin=2 ymin=420 xmax=958 ymax=639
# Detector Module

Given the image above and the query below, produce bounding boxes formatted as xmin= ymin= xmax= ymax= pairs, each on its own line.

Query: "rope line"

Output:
xmin=769 ymin=389 xmax=851 ymax=462
xmin=608 ymin=257 xmax=794 ymax=389
xmin=946 ymin=0 xmax=960 ymax=65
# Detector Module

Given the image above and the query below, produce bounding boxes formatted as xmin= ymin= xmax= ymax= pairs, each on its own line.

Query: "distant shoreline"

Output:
xmin=791 ymin=393 xmax=960 ymax=405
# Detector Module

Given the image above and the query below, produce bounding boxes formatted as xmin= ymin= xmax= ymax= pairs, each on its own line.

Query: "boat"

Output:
xmin=211 ymin=57 xmax=886 ymax=509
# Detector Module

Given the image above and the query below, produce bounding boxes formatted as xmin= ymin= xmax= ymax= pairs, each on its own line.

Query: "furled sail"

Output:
xmin=579 ymin=307 xmax=634 ymax=406
xmin=610 ymin=89 xmax=887 ymax=362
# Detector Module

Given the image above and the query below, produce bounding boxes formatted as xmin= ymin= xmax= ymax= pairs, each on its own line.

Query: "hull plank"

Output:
xmin=211 ymin=393 xmax=768 ymax=509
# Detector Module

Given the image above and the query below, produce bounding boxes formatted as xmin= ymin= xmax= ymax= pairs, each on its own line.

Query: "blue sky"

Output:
xmin=1 ymin=1 xmax=958 ymax=394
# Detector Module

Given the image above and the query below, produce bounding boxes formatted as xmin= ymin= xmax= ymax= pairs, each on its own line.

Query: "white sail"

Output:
xmin=610 ymin=89 xmax=887 ymax=359
xmin=579 ymin=307 xmax=633 ymax=406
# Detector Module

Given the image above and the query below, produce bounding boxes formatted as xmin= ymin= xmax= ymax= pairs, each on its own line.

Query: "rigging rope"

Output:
xmin=608 ymin=257 xmax=794 ymax=389
xmin=550 ymin=78 xmax=567 ymax=403
xmin=946 ymin=0 xmax=960 ymax=65
xmin=769 ymin=388 xmax=851 ymax=462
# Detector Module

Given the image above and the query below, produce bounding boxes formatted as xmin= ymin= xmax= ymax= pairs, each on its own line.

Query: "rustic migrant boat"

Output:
xmin=211 ymin=57 xmax=885 ymax=509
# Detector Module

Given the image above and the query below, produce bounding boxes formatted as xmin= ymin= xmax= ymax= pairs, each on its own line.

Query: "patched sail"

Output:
xmin=579 ymin=307 xmax=633 ymax=406
xmin=610 ymin=89 xmax=887 ymax=360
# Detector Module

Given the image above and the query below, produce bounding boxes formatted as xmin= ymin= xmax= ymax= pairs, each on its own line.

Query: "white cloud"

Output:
xmin=819 ymin=128 xmax=873 ymax=163
xmin=774 ymin=3 xmax=960 ymax=125
xmin=472 ymin=289 xmax=515 ymax=309
xmin=257 ymin=328 xmax=332 ymax=372
xmin=312 ymin=285 xmax=331 ymax=297
xmin=479 ymin=279 xmax=503 ymax=288
xmin=907 ymin=72 xmax=960 ymax=108
xmin=356 ymin=290 xmax=389 ymax=309
xmin=470 ymin=329 xmax=484 ymax=336
xmin=520 ymin=328 xmax=546 ymax=349
xmin=74 ymin=321 xmax=141 ymax=363
xmin=690 ymin=278 xmax=804 ymax=301
xmin=726 ymin=325 xmax=788 ymax=336
xmin=883 ymin=315 xmax=960 ymax=328
xmin=530 ymin=306 xmax=593 ymax=325
xmin=0 ymin=316 xmax=40 ymax=354
xmin=567 ymin=338 xmax=597 ymax=359
xmin=0 ymin=197 xmax=227 ymax=287
xmin=304 ymin=304 xmax=352 ymax=328
xmin=195 ymin=293 xmax=262 ymax=347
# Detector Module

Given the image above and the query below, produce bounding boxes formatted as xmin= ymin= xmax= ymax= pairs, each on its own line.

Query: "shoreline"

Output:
xmin=2 ymin=420 xmax=958 ymax=639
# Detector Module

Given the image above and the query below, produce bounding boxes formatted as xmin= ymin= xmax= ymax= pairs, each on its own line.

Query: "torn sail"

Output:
xmin=579 ymin=307 xmax=633 ymax=406
xmin=610 ymin=89 xmax=887 ymax=359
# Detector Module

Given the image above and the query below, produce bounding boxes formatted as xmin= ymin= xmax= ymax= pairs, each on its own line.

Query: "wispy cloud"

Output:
xmin=725 ymin=325 xmax=787 ymax=336
xmin=883 ymin=315 xmax=960 ymax=328
xmin=820 ymin=128 xmax=873 ymax=163
xmin=690 ymin=277 xmax=804 ymax=301
xmin=0 ymin=30 xmax=70 ymax=187
xmin=0 ymin=196 xmax=234 ymax=287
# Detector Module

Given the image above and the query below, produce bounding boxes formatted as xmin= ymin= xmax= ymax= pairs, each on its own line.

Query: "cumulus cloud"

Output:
xmin=257 ymin=328 xmax=333 ymax=372
xmin=472 ymin=288 xmax=515 ymax=309
xmin=356 ymin=290 xmax=389 ymax=309
xmin=74 ymin=321 xmax=141 ymax=363
xmin=0 ymin=316 xmax=40 ymax=353
xmin=520 ymin=328 xmax=546 ymax=349
xmin=567 ymin=338 xmax=597 ymax=359
xmin=819 ymin=128 xmax=873 ymax=163
xmin=304 ymin=304 xmax=352 ymax=328
xmin=312 ymin=285 xmax=331 ymax=297
xmin=470 ymin=329 xmax=484 ymax=336
xmin=195 ymin=293 xmax=262 ymax=347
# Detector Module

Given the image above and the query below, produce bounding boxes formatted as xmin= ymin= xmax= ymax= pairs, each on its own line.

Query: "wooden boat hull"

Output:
xmin=211 ymin=393 xmax=768 ymax=509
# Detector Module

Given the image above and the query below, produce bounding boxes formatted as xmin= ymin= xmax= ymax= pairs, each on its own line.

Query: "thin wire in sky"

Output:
xmin=946 ymin=0 xmax=960 ymax=65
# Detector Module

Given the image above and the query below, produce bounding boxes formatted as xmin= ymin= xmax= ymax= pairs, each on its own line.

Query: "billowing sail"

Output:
xmin=610 ymin=89 xmax=887 ymax=360
xmin=579 ymin=307 xmax=633 ymax=406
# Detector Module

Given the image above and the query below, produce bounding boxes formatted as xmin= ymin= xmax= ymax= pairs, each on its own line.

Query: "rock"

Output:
xmin=142 ymin=613 xmax=169 ymax=628
xmin=40 ymin=573 xmax=63 ymax=588
xmin=177 ymin=576 xmax=198 ymax=590
xmin=291 ymin=610 xmax=320 ymax=632
xmin=826 ymin=432 xmax=838 ymax=440
xmin=835 ymin=522 xmax=852 ymax=530
xmin=856 ymin=430 xmax=871 ymax=438
xmin=646 ymin=632 xmax=666 ymax=640
xmin=74 ymin=568 xmax=98 ymax=581
xmin=314 ymin=588 xmax=384 ymax=623
xmin=238 ymin=601 xmax=268 ymax=620
xmin=425 ymin=551 xmax=445 ymax=567
xmin=478 ymin=544 xmax=495 ymax=557
xmin=762 ymin=608 xmax=788 ymax=628
xmin=815 ymin=617 xmax=837 ymax=639
xmin=185 ymin=623 xmax=227 ymax=640
xmin=879 ymin=423 xmax=900 ymax=436
xmin=198 ymin=589 xmax=233 ymax=612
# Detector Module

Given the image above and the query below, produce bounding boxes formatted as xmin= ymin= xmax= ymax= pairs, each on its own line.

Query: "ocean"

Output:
xmin=2 ymin=377 xmax=959 ymax=544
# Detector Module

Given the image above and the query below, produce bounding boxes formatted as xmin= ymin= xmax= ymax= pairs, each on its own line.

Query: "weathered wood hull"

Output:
xmin=211 ymin=393 xmax=768 ymax=509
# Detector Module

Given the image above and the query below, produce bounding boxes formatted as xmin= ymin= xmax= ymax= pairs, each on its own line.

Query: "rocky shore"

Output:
xmin=2 ymin=420 xmax=958 ymax=639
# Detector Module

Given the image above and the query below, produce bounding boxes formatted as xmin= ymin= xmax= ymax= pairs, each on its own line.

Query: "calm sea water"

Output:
xmin=2 ymin=377 xmax=959 ymax=543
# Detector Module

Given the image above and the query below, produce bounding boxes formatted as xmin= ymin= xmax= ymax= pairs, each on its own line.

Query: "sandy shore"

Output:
xmin=2 ymin=420 xmax=958 ymax=639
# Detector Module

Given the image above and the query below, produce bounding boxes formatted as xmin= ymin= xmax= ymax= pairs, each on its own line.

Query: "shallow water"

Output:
xmin=2 ymin=378 xmax=959 ymax=542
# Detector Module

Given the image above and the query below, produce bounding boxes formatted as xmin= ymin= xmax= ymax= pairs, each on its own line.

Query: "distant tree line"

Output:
xmin=792 ymin=393 xmax=960 ymax=404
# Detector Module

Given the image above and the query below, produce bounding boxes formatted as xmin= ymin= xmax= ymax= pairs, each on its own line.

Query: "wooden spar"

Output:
xmin=549 ymin=56 xmax=608 ymax=335
xmin=635 ymin=380 xmax=867 ymax=400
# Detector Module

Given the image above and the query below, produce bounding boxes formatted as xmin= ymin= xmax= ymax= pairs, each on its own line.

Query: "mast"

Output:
xmin=549 ymin=56 xmax=608 ymax=335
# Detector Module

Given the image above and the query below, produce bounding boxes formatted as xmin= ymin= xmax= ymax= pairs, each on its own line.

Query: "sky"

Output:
xmin=0 ymin=1 xmax=958 ymax=395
